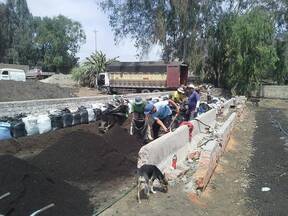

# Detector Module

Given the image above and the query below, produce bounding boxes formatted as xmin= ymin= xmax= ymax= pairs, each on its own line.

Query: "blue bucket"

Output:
xmin=0 ymin=122 xmax=12 ymax=141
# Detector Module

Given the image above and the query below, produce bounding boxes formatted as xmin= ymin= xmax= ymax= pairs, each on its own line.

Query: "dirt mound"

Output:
xmin=30 ymin=125 xmax=142 ymax=182
xmin=0 ymin=80 xmax=75 ymax=102
xmin=40 ymin=74 xmax=77 ymax=88
xmin=0 ymin=155 xmax=92 ymax=216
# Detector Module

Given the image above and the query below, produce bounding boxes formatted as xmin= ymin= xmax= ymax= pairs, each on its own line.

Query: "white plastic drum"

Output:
xmin=37 ymin=115 xmax=52 ymax=134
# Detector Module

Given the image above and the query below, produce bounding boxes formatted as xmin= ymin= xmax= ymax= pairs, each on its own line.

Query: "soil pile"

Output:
xmin=30 ymin=125 xmax=142 ymax=182
xmin=0 ymin=80 xmax=75 ymax=102
xmin=0 ymin=155 xmax=92 ymax=216
xmin=40 ymin=74 xmax=77 ymax=88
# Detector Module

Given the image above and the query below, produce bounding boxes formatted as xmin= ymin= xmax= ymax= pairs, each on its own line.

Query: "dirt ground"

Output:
xmin=0 ymin=79 xmax=101 ymax=102
xmin=0 ymin=123 xmax=142 ymax=216
xmin=1 ymin=99 xmax=287 ymax=215
xmin=74 ymin=87 xmax=102 ymax=97
xmin=0 ymin=80 xmax=76 ymax=102
xmin=101 ymin=99 xmax=288 ymax=216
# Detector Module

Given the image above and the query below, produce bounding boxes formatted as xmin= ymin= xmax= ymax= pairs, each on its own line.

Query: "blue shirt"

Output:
xmin=188 ymin=91 xmax=200 ymax=111
xmin=151 ymin=101 xmax=172 ymax=120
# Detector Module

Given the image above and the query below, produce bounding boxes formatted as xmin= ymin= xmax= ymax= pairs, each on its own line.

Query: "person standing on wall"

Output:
xmin=188 ymin=84 xmax=200 ymax=120
xmin=144 ymin=99 xmax=179 ymax=139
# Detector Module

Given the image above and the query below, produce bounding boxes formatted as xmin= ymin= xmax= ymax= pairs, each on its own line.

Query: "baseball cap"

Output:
xmin=144 ymin=103 xmax=154 ymax=115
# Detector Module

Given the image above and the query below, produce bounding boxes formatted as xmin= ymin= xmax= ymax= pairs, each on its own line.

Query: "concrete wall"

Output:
xmin=261 ymin=85 xmax=288 ymax=99
xmin=0 ymin=92 xmax=171 ymax=118
xmin=138 ymin=125 xmax=190 ymax=170
xmin=193 ymin=109 xmax=217 ymax=136
xmin=138 ymin=108 xmax=218 ymax=170
xmin=222 ymin=98 xmax=235 ymax=116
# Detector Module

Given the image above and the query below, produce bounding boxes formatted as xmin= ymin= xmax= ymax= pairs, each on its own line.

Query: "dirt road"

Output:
xmin=101 ymin=99 xmax=288 ymax=216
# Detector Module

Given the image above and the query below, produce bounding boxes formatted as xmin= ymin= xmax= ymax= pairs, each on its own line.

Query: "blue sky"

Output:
xmin=25 ymin=0 xmax=161 ymax=62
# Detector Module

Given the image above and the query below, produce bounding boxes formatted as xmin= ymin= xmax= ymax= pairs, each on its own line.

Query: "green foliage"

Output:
xmin=102 ymin=0 xmax=287 ymax=94
xmin=0 ymin=0 xmax=86 ymax=73
xmin=274 ymin=34 xmax=288 ymax=84
xmin=34 ymin=15 xmax=86 ymax=73
xmin=225 ymin=9 xmax=278 ymax=94
xmin=71 ymin=51 xmax=118 ymax=87
xmin=101 ymin=0 xmax=223 ymax=65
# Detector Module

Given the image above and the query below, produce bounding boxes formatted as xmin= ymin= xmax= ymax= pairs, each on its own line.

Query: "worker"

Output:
xmin=144 ymin=99 xmax=179 ymax=139
xmin=130 ymin=96 xmax=152 ymax=143
xmin=188 ymin=84 xmax=200 ymax=119
xmin=170 ymin=87 xmax=186 ymax=104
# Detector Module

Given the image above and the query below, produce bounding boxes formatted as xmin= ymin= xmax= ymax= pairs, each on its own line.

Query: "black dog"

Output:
xmin=137 ymin=164 xmax=168 ymax=203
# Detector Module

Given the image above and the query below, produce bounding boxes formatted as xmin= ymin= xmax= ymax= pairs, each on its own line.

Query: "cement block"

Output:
xmin=138 ymin=125 xmax=190 ymax=169
xmin=216 ymin=112 xmax=236 ymax=152
xmin=222 ymin=98 xmax=234 ymax=116
xmin=194 ymin=109 xmax=217 ymax=135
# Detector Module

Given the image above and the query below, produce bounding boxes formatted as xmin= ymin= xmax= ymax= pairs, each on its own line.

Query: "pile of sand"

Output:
xmin=40 ymin=74 xmax=77 ymax=88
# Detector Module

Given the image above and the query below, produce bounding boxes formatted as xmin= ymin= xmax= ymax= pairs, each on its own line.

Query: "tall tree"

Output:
xmin=0 ymin=3 xmax=9 ymax=62
xmin=101 ymin=0 xmax=224 ymax=67
xmin=33 ymin=15 xmax=86 ymax=73
xmin=2 ymin=0 xmax=33 ymax=64
xmin=225 ymin=9 xmax=278 ymax=94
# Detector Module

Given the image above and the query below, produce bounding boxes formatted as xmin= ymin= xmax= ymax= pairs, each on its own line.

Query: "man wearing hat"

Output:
xmin=170 ymin=87 xmax=186 ymax=104
xmin=130 ymin=96 xmax=152 ymax=143
xmin=144 ymin=99 xmax=179 ymax=139
xmin=188 ymin=84 xmax=200 ymax=119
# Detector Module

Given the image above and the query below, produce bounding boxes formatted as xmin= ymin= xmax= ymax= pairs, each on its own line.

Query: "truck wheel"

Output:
xmin=152 ymin=89 xmax=161 ymax=93
xmin=141 ymin=89 xmax=150 ymax=93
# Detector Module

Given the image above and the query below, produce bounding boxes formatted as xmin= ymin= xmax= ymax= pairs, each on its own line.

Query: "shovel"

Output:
xmin=30 ymin=203 xmax=55 ymax=216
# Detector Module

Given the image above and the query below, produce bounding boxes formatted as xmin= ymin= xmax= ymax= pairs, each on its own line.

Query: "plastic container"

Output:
xmin=22 ymin=116 xmax=39 ymax=136
xmin=72 ymin=112 xmax=81 ymax=126
xmin=10 ymin=120 xmax=26 ymax=138
xmin=37 ymin=115 xmax=52 ymax=134
xmin=78 ymin=107 xmax=89 ymax=124
xmin=0 ymin=122 xmax=12 ymax=140
xmin=62 ymin=111 xmax=73 ymax=128
xmin=93 ymin=108 xmax=102 ymax=121
xmin=49 ymin=114 xmax=63 ymax=130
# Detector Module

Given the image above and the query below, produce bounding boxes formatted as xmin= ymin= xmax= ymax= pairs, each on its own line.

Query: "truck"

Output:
xmin=0 ymin=68 xmax=26 ymax=82
xmin=97 ymin=61 xmax=188 ymax=94
xmin=26 ymin=69 xmax=56 ymax=80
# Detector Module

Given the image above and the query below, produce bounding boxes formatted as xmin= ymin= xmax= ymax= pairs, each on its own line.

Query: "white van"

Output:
xmin=0 ymin=68 xmax=26 ymax=81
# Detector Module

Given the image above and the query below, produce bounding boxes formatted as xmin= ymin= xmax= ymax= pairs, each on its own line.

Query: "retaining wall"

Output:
xmin=260 ymin=85 xmax=288 ymax=99
xmin=138 ymin=126 xmax=190 ymax=170
xmin=193 ymin=112 xmax=237 ymax=189
xmin=222 ymin=98 xmax=235 ymax=116
xmin=137 ymin=96 xmax=245 ymax=190
xmin=138 ymin=108 xmax=218 ymax=170
xmin=0 ymin=92 xmax=170 ymax=118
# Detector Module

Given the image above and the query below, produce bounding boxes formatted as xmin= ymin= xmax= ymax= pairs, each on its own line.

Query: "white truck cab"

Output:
xmin=97 ymin=72 xmax=109 ymax=87
xmin=0 ymin=68 xmax=26 ymax=81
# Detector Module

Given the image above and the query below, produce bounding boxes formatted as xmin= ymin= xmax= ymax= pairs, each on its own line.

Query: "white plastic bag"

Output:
xmin=37 ymin=115 xmax=52 ymax=134
xmin=22 ymin=116 xmax=39 ymax=136
xmin=87 ymin=108 xmax=96 ymax=122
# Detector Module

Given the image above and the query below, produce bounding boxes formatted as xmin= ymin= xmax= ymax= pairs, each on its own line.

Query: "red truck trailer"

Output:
xmin=97 ymin=61 xmax=188 ymax=94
